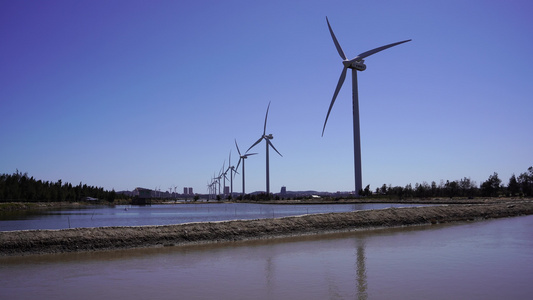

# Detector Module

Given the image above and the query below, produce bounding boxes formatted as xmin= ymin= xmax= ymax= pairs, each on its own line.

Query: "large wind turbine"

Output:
xmin=247 ymin=101 xmax=282 ymax=196
xmin=235 ymin=139 xmax=256 ymax=197
xmin=322 ymin=17 xmax=410 ymax=197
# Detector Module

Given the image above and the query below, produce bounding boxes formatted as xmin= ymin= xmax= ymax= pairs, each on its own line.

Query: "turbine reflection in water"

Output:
xmin=356 ymin=238 xmax=368 ymax=300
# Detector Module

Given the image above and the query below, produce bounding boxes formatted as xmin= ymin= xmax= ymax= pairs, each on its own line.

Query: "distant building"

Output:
xmin=132 ymin=187 xmax=152 ymax=205
xmin=133 ymin=187 xmax=152 ymax=198
xmin=280 ymin=186 xmax=287 ymax=195
xmin=183 ymin=187 xmax=194 ymax=195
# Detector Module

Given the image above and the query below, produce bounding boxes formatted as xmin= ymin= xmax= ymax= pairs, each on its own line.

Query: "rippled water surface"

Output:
xmin=1 ymin=215 xmax=532 ymax=299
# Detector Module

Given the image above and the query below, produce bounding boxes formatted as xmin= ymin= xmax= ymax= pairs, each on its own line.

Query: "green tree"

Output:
xmin=459 ymin=177 xmax=476 ymax=198
xmin=415 ymin=182 xmax=430 ymax=198
xmin=507 ymin=174 xmax=519 ymax=196
xmin=361 ymin=184 xmax=372 ymax=196
xmin=517 ymin=167 xmax=533 ymax=196
xmin=106 ymin=190 xmax=116 ymax=202
xmin=431 ymin=181 xmax=438 ymax=197
xmin=404 ymin=184 xmax=414 ymax=198
xmin=481 ymin=172 xmax=501 ymax=197
xmin=379 ymin=184 xmax=388 ymax=195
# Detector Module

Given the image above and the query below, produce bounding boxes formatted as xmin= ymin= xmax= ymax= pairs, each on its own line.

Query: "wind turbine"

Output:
xmin=322 ymin=17 xmax=411 ymax=197
xmin=225 ymin=151 xmax=237 ymax=199
xmin=222 ymin=171 xmax=229 ymax=198
xmin=213 ymin=172 xmax=221 ymax=197
xmin=220 ymin=161 xmax=229 ymax=198
xmin=207 ymin=180 xmax=215 ymax=200
xmin=235 ymin=139 xmax=256 ymax=197
xmin=210 ymin=173 xmax=216 ymax=197
xmin=247 ymin=101 xmax=283 ymax=197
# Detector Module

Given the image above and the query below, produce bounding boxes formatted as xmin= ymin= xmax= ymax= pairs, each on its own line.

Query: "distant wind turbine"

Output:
xmin=211 ymin=173 xmax=218 ymax=196
xmin=221 ymin=160 xmax=229 ymax=198
xmin=235 ymin=139 xmax=256 ymax=197
xmin=247 ymin=101 xmax=283 ymax=196
xmin=214 ymin=171 xmax=222 ymax=197
xmin=322 ymin=17 xmax=411 ymax=197
xmin=207 ymin=180 xmax=215 ymax=200
xmin=225 ymin=151 xmax=237 ymax=199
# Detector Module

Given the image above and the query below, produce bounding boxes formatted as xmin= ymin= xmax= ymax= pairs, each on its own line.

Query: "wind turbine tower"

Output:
xmin=226 ymin=151 xmax=236 ymax=199
xmin=322 ymin=17 xmax=410 ymax=197
xmin=220 ymin=161 xmax=228 ymax=198
xmin=236 ymin=139 xmax=257 ymax=197
xmin=248 ymin=101 xmax=282 ymax=197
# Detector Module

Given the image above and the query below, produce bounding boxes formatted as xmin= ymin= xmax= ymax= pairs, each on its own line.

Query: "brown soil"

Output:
xmin=1 ymin=200 xmax=532 ymax=256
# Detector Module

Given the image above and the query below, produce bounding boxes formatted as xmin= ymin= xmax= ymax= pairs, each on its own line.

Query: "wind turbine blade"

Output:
xmin=267 ymin=140 xmax=283 ymax=157
xmin=235 ymin=139 xmax=242 ymax=156
xmin=322 ymin=66 xmax=348 ymax=136
xmin=247 ymin=136 xmax=263 ymax=153
xmin=235 ymin=158 xmax=242 ymax=170
xmin=354 ymin=39 xmax=411 ymax=61
xmin=263 ymin=101 xmax=271 ymax=136
xmin=326 ymin=17 xmax=347 ymax=60
xmin=244 ymin=153 xmax=258 ymax=157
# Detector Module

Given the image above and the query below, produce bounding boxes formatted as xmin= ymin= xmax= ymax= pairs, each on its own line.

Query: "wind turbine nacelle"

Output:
xmin=351 ymin=61 xmax=366 ymax=71
xmin=266 ymin=134 xmax=273 ymax=139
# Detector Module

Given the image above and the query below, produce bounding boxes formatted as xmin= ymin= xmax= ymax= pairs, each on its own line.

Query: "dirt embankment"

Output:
xmin=1 ymin=200 xmax=532 ymax=256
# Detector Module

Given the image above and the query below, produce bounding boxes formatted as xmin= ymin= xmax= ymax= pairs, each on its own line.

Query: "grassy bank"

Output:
xmin=1 ymin=200 xmax=532 ymax=256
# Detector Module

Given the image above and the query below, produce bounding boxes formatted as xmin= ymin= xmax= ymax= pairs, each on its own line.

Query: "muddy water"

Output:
xmin=1 ymin=215 xmax=532 ymax=299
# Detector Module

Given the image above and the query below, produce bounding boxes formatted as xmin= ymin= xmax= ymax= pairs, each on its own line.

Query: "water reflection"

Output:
xmin=265 ymin=256 xmax=275 ymax=298
xmin=356 ymin=238 xmax=367 ymax=300
xmin=1 ymin=216 xmax=532 ymax=299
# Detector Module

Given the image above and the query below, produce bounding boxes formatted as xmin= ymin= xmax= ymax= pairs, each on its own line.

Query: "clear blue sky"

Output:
xmin=1 ymin=0 xmax=532 ymax=194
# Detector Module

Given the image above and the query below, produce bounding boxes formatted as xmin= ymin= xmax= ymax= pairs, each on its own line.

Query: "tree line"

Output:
xmin=1 ymin=167 xmax=532 ymax=202
xmin=359 ymin=167 xmax=533 ymax=199
xmin=0 ymin=170 xmax=125 ymax=202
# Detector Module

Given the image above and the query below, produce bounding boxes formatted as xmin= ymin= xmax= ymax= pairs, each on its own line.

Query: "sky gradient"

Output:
xmin=1 ymin=0 xmax=532 ymax=194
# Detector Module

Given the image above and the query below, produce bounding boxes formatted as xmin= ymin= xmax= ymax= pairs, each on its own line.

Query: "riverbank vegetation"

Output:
xmin=360 ymin=167 xmax=533 ymax=199
xmin=0 ymin=170 xmax=128 ymax=203
xmin=1 ymin=167 xmax=532 ymax=203
xmin=239 ymin=167 xmax=533 ymax=201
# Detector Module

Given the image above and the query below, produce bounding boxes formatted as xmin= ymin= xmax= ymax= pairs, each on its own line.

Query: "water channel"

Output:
xmin=0 ymin=203 xmax=427 ymax=231
xmin=1 ymin=214 xmax=532 ymax=299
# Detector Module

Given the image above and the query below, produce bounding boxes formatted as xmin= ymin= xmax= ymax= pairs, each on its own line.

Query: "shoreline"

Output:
xmin=1 ymin=200 xmax=532 ymax=256
xmin=1 ymin=197 xmax=527 ymax=212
